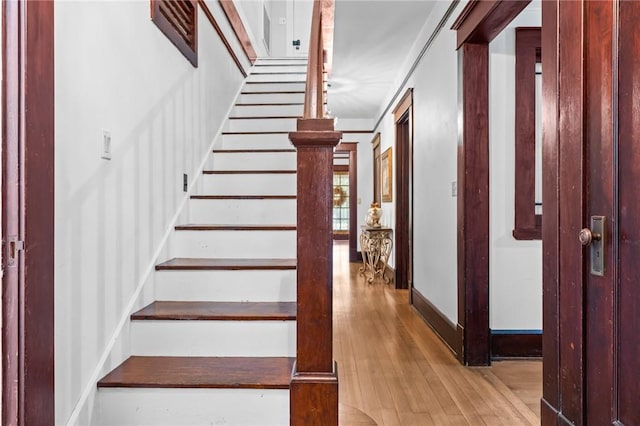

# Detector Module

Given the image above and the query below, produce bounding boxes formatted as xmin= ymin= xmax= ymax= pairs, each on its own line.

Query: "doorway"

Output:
xmin=334 ymin=142 xmax=358 ymax=262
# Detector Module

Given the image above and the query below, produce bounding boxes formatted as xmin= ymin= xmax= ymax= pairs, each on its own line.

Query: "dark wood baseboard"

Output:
xmin=354 ymin=251 xmax=364 ymax=262
xmin=333 ymin=233 xmax=348 ymax=241
xmin=490 ymin=331 xmax=542 ymax=358
xmin=411 ymin=288 xmax=463 ymax=358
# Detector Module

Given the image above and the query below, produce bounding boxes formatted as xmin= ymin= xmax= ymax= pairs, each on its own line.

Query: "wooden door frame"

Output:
xmin=393 ymin=88 xmax=413 ymax=291
xmin=335 ymin=142 xmax=358 ymax=262
xmin=451 ymin=0 xmax=532 ymax=365
xmin=2 ymin=1 xmax=55 ymax=424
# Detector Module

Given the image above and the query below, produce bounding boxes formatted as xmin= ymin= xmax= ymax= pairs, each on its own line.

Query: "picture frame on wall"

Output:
xmin=381 ymin=147 xmax=392 ymax=202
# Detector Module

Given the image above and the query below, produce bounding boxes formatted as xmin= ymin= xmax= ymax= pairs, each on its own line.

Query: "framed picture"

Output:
xmin=381 ymin=147 xmax=392 ymax=202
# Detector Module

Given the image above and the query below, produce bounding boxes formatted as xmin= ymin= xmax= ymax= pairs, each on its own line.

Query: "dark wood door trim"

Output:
xmin=456 ymin=43 xmax=490 ymax=366
xmin=452 ymin=0 xmax=533 ymax=366
xmin=540 ymin=1 xmax=560 ymax=421
xmin=2 ymin=1 xmax=55 ymax=424
xmin=336 ymin=142 xmax=358 ymax=262
xmin=394 ymin=89 xmax=413 ymax=291
xmin=451 ymin=0 xmax=532 ymax=48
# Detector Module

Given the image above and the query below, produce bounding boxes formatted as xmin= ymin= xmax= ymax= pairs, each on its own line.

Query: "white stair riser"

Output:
xmin=187 ymin=198 xmax=296 ymax=224
xmin=96 ymin=388 xmax=288 ymax=426
xmin=168 ymin=230 xmax=296 ymax=258
xmin=242 ymin=82 xmax=306 ymax=92
xmin=200 ymin=174 xmax=296 ymax=195
xmin=232 ymin=104 xmax=303 ymax=117
xmin=210 ymin=152 xmax=296 ymax=170
xmin=251 ymin=65 xmax=307 ymax=73
xmin=227 ymin=118 xmax=297 ymax=132
xmin=238 ymin=92 xmax=305 ymax=104
xmin=221 ymin=133 xmax=294 ymax=149
xmin=246 ymin=74 xmax=306 ymax=83
xmin=155 ymin=270 xmax=297 ymax=302
xmin=131 ymin=321 xmax=296 ymax=357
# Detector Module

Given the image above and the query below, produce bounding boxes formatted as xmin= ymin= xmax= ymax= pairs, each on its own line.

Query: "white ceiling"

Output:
xmin=328 ymin=0 xmax=437 ymax=121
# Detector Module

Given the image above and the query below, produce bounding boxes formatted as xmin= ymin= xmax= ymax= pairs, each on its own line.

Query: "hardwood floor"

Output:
xmin=333 ymin=242 xmax=542 ymax=425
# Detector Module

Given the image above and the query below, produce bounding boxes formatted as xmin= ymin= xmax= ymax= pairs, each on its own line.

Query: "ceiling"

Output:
xmin=327 ymin=0 xmax=438 ymax=121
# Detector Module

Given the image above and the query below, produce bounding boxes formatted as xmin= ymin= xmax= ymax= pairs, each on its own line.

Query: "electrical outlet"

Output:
xmin=279 ymin=17 xmax=286 ymax=25
xmin=452 ymin=181 xmax=457 ymax=197
xmin=101 ymin=130 xmax=112 ymax=160
xmin=183 ymin=173 xmax=188 ymax=192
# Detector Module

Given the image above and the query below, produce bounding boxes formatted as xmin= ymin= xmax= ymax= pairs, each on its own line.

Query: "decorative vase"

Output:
xmin=366 ymin=202 xmax=383 ymax=228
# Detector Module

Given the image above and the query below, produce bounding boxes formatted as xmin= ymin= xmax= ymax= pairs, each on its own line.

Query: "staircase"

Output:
xmin=95 ymin=58 xmax=309 ymax=426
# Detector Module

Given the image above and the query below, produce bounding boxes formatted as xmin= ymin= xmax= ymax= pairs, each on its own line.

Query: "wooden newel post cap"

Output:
xmin=289 ymin=118 xmax=342 ymax=148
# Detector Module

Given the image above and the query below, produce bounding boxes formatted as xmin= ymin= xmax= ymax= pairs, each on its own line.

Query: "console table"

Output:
xmin=359 ymin=226 xmax=393 ymax=283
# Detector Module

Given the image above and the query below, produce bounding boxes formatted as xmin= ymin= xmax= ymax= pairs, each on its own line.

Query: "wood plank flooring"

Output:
xmin=333 ymin=242 xmax=542 ymax=426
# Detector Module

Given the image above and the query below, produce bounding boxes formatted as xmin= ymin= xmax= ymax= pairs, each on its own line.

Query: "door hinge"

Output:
xmin=5 ymin=237 xmax=24 ymax=267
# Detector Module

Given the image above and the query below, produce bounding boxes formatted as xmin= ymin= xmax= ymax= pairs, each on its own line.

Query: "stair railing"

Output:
xmin=288 ymin=1 xmax=341 ymax=425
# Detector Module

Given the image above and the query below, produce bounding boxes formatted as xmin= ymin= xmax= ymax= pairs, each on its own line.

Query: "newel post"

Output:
xmin=289 ymin=118 xmax=342 ymax=425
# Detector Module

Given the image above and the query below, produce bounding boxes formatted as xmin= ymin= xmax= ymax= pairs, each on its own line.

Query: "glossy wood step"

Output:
xmin=131 ymin=301 xmax=296 ymax=321
xmin=228 ymin=116 xmax=301 ymax=120
xmin=155 ymin=258 xmax=297 ymax=270
xmin=222 ymin=131 xmax=290 ymax=135
xmin=190 ymin=195 xmax=296 ymax=200
xmin=235 ymin=103 xmax=304 ymax=106
xmin=203 ymin=170 xmax=296 ymax=175
xmin=98 ymin=356 xmax=295 ymax=389
xmin=212 ymin=149 xmax=296 ymax=153
xmin=175 ymin=224 xmax=296 ymax=231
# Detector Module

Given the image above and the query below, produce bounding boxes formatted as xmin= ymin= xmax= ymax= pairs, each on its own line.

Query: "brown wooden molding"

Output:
xmin=218 ymin=0 xmax=257 ymax=64
xmin=2 ymin=1 xmax=55 ymax=423
xmin=175 ymin=224 xmax=296 ymax=231
xmin=198 ymin=0 xmax=247 ymax=77
xmin=490 ymin=332 xmax=542 ymax=358
xmin=541 ymin=0 xmax=560 ymax=413
xmin=451 ymin=0 xmax=532 ymax=48
xmin=412 ymin=289 xmax=463 ymax=357
xmin=203 ymin=170 xmax=296 ymax=174
xmin=457 ymin=42 xmax=490 ymax=366
xmin=191 ymin=195 xmax=296 ymax=200
xmin=393 ymin=88 xmax=413 ymax=123
xmin=513 ymin=27 xmax=542 ymax=241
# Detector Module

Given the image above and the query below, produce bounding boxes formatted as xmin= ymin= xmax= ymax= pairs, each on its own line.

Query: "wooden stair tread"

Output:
xmin=156 ymin=257 xmax=297 ymax=270
xmin=245 ymin=81 xmax=306 ymax=84
xmin=212 ymin=149 xmax=296 ymax=153
xmin=240 ymin=91 xmax=305 ymax=95
xmin=235 ymin=103 xmax=304 ymax=106
xmin=175 ymin=224 xmax=296 ymax=231
xmin=190 ymin=195 xmax=296 ymax=200
xmin=131 ymin=301 xmax=296 ymax=321
xmin=222 ymin=131 xmax=290 ymax=135
xmin=203 ymin=170 xmax=296 ymax=175
xmin=98 ymin=356 xmax=295 ymax=389
xmin=228 ymin=116 xmax=300 ymax=119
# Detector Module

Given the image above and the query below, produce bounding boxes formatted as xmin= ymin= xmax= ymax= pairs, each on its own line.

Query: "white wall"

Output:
xmin=372 ymin=1 xmax=463 ymax=324
xmin=270 ymin=1 xmax=289 ymax=57
xmin=489 ymin=3 xmax=542 ymax=330
xmin=55 ymin=2 xmax=245 ymax=424
xmin=235 ymin=0 xmax=270 ymax=57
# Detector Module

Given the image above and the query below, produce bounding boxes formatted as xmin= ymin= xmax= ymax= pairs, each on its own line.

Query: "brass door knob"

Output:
xmin=579 ymin=228 xmax=601 ymax=246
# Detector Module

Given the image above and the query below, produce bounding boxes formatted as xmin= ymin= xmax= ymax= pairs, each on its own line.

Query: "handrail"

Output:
xmin=303 ymin=0 xmax=334 ymax=118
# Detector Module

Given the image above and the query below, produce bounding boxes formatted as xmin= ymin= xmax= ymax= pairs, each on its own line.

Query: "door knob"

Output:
xmin=579 ymin=228 xmax=601 ymax=246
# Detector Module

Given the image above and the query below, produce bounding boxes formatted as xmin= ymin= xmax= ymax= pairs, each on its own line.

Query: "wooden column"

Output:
xmin=289 ymin=118 xmax=341 ymax=426
xmin=457 ymin=43 xmax=490 ymax=366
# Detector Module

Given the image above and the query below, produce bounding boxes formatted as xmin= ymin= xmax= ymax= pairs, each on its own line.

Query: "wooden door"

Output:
xmin=543 ymin=1 xmax=640 ymax=423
